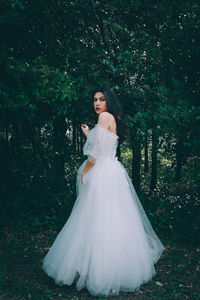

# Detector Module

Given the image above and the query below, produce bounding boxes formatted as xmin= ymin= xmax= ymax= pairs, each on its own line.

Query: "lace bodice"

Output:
xmin=83 ymin=124 xmax=119 ymax=163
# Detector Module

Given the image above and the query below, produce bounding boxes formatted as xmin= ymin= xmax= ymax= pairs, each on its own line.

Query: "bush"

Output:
xmin=140 ymin=185 xmax=200 ymax=245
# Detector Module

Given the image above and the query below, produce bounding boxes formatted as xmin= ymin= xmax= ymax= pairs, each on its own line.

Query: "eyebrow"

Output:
xmin=94 ymin=96 xmax=105 ymax=99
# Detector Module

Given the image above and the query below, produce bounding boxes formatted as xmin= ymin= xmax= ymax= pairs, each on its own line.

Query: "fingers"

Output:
xmin=81 ymin=124 xmax=86 ymax=132
xmin=81 ymin=124 xmax=89 ymax=137
xmin=81 ymin=124 xmax=88 ymax=129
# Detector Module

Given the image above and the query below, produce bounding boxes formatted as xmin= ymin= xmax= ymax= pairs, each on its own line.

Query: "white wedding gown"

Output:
xmin=42 ymin=123 xmax=164 ymax=297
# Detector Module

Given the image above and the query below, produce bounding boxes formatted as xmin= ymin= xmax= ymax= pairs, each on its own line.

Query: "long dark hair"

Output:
xmin=91 ymin=87 xmax=127 ymax=143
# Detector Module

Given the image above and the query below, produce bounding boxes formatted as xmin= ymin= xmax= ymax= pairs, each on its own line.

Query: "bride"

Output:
xmin=42 ymin=87 xmax=164 ymax=297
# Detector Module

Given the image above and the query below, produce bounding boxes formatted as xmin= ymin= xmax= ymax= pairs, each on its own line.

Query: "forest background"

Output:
xmin=0 ymin=1 xmax=199 ymax=299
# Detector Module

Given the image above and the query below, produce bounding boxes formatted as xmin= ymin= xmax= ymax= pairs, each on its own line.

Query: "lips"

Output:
xmin=96 ymin=108 xmax=101 ymax=111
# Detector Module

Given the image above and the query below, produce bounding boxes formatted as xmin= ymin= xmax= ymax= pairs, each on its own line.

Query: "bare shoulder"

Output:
xmin=98 ymin=112 xmax=115 ymax=130
xmin=98 ymin=112 xmax=114 ymax=122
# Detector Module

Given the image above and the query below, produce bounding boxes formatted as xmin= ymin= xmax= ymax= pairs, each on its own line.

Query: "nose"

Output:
xmin=95 ymin=100 xmax=101 ymax=105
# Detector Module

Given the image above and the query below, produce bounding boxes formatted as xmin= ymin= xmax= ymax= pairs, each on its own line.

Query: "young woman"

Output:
xmin=42 ymin=87 xmax=164 ymax=297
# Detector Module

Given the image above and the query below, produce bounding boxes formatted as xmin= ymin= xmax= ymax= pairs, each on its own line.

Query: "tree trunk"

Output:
xmin=0 ymin=124 xmax=10 ymax=185
xmin=150 ymin=127 xmax=158 ymax=190
xmin=175 ymin=137 xmax=183 ymax=182
xmin=80 ymin=128 xmax=84 ymax=152
xmin=131 ymin=131 xmax=141 ymax=194
xmin=144 ymin=130 xmax=149 ymax=173
xmin=77 ymin=126 xmax=80 ymax=155
xmin=30 ymin=124 xmax=49 ymax=169
xmin=10 ymin=118 xmax=21 ymax=150
xmin=117 ymin=143 xmax=121 ymax=160
xmin=53 ymin=115 xmax=66 ymax=178
xmin=72 ymin=121 xmax=76 ymax=153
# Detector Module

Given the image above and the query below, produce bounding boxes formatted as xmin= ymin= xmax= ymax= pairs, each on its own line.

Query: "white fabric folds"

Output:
xmin=83 ymin=124 xmax=118 ymax=163
xmin=42 ymin=123 xmax=165 ymax=297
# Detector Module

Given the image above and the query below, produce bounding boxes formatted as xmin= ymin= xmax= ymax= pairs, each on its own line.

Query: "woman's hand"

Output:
xmin=81 ymin=124 xmax=89 ymax=137
xmin=81 ymin=171 xmax=85 ymax=184
xmin=81 ymin=160 xmax=95 ymax=184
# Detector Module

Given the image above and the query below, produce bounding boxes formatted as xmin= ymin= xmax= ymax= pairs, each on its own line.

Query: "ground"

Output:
xmin=0 ymin=226 xmax=199 ymax=300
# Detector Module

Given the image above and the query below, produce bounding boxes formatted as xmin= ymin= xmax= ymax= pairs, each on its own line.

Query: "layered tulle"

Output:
xmin=42 ymin=124 xmax=164 ymax=297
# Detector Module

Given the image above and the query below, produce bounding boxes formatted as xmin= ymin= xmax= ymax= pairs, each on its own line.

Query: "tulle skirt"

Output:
xmin=42 ymin=157 xmax=164 ymax=297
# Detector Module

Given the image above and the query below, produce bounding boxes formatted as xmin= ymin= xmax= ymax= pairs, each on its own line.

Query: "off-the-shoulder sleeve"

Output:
xmin=83 ymin=125 xmax=104 ymax=163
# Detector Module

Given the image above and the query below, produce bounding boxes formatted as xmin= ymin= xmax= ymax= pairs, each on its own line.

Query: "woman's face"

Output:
xmin=93 ymin=92 xmax=108 ymax=114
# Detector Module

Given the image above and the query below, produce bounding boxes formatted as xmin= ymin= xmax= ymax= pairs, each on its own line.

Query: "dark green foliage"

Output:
xmin=140 ymin=187 xmax=200 ymax=245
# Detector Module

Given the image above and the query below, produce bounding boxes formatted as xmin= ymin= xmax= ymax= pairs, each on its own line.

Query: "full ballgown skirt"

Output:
xmin=42 ymin=124 xmax=164 ymax=297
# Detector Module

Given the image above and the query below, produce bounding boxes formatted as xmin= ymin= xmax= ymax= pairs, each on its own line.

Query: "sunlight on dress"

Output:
xmin=42 ymin=124 xmax=165 ymax=297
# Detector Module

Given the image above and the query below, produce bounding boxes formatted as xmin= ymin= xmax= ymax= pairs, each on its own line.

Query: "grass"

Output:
xmin=0 ymin=221 xmax=199 ymax=300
